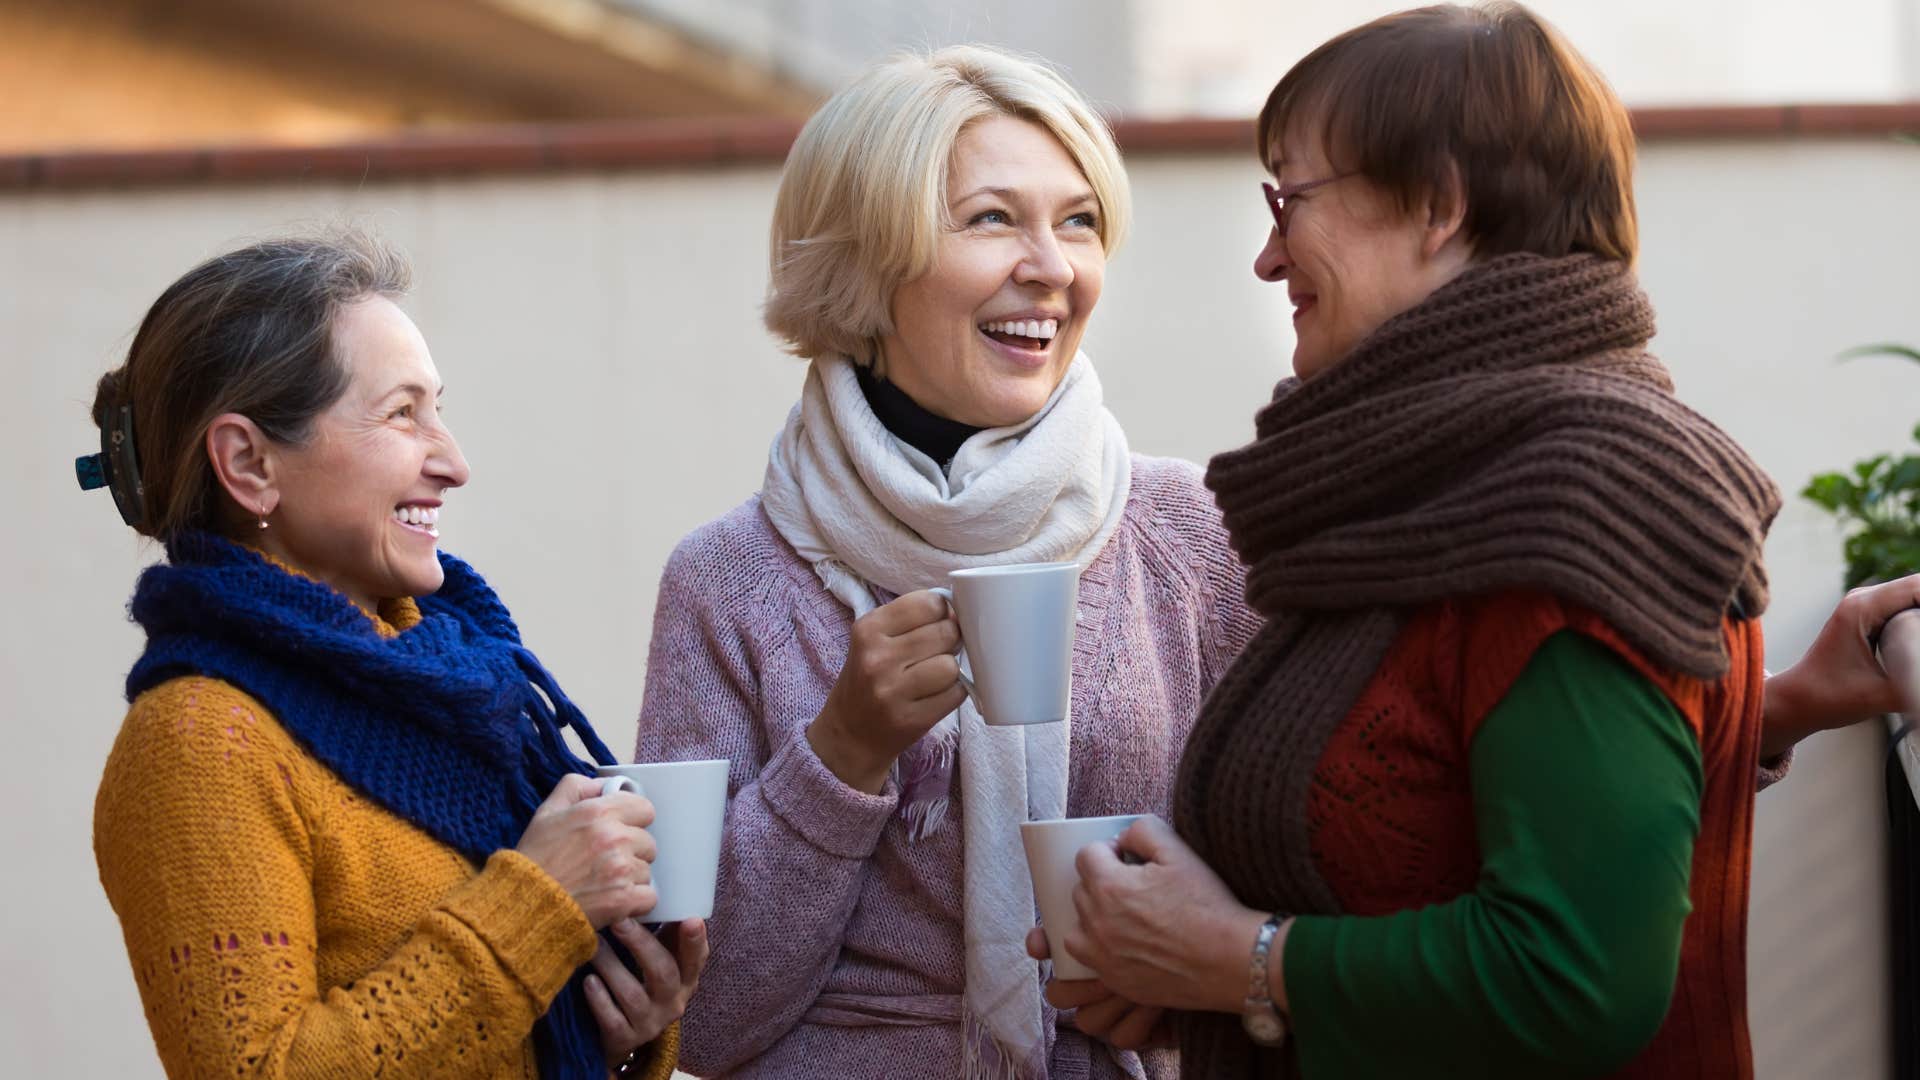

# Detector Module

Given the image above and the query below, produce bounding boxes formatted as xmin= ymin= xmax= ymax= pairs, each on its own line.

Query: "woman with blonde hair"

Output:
xmin=634 ymin=44 xmax=1260 ymax=1079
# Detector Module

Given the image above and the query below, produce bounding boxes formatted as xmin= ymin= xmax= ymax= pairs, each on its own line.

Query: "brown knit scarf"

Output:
xmin=1171 ymin=253 xmax=1781 ymax=1077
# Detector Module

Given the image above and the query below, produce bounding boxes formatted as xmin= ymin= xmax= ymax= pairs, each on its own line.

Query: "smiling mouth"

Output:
xmin=978 ymin=318 xmax=1059 ymax=353
xmin=394 ymin=505 xmax=440 ymax=539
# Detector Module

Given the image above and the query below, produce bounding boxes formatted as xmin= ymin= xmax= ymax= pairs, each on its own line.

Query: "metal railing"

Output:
xmin=1881 ymin=609 xmax=1920 ymax=809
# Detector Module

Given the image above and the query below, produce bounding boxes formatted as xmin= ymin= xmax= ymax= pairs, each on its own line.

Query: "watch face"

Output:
xmin=1243 ymin=1009 xmax=1286 ymax=1045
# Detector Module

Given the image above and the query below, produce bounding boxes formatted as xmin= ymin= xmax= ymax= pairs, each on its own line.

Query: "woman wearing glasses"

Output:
xmin=1026 ymin=3 xmax=1920 ymax=1077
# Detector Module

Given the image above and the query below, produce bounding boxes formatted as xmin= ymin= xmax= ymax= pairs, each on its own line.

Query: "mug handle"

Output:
xmin=600 ymin=774 xmax=644 ymax=799
xmin=926 ymin=586 xmax=978 ymax=703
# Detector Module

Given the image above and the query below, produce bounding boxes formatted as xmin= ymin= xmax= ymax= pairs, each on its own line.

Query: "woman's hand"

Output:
xmin=1763 ymin=574 xmax=1920 ymax=758
xmin=515 ymin=774 xmax=659 ymax=929
xmin=808 ymin=591 xmax=965 ymax=793
xmin=1024 ymin=927 xmax=1174 ymax=1050
xmin=1062 ymin=816 xmax=1265 ymax=1015
xmin=584 ymin=917 xmax=710 ymax=1068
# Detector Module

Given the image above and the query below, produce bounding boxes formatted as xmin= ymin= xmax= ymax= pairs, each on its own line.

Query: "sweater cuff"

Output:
xmin=1757 ymin=747 xmax=1793 ymax=791
xmin=443 ymin=849 xmax=598 ymax=1007
xmin=758 ymin=731 xmax=899 ymax=859
xmin=1278 ymin=914 xmax=1339 ymax=1070
xmin=625 ymin=1020 xmax=681 ymax=1080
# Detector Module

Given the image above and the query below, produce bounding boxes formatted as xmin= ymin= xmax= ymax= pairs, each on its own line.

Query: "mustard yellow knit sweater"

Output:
xmin=94 ymin=597 xmax=677 ymax=1079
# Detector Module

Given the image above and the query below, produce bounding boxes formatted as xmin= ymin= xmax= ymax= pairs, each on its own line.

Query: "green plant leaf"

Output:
xmin=1854 ymin=454 xmax=1891 ymax=485
xmin=1890 ymin=456 xmax=1920 ymax=492
xmin=1839 ymin=343 xmax=1920 ymax=364
xmin=1802 ymin=471 xmax=1862 ymax=515
xmin=1840 ymin=521 xmax=1920 ymax=588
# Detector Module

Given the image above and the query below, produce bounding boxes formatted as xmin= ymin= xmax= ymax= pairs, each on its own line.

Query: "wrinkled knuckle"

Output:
xmin=592 ymin=853 xmax=626 ymax=888
xmin=588 ymin=825 xmax=624 ymax=858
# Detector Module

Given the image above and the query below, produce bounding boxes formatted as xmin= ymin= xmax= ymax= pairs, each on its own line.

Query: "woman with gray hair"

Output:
xmin=633 ymin=44 xmax=1259 ymax=1079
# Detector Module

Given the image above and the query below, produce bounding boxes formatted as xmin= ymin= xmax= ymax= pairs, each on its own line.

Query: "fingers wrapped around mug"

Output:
xmin=1067 ymin=816 xmax=1266 ymax=1015
xmin=583 ymin=917 xmax=711 ymax=1061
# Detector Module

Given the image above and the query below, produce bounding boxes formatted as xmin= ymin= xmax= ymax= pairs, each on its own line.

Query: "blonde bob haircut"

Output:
xmin=764 ymin=44 xmax=1132 ymax=361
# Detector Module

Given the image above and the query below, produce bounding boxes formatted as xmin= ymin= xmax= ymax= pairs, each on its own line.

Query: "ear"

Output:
xmin=205 ymin=413 xmax=280 ymax=520
xmin=1420 ymin=161 xmax=1471 ymax=260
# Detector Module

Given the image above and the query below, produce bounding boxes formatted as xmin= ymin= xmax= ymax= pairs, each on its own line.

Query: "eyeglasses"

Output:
xmin=1261 ymin=175 xmax=1350 ymax=237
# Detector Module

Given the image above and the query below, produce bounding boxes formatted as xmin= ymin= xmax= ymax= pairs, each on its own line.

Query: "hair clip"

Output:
xmin=74 ymin=453 xmax=108 ymax=491
xmin=76 ymin=404 xmax=146 ymax=528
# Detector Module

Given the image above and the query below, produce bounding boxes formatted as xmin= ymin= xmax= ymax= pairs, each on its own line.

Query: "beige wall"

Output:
xmin=5 ymin=135 xmax=1917 ymax=1076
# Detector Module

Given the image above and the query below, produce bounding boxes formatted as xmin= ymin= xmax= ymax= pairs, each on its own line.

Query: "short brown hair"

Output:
xmin=1258 ymin=1 xmax=1637 ymax=264
xmin=90 ymin=230 xmax=411 ymax=539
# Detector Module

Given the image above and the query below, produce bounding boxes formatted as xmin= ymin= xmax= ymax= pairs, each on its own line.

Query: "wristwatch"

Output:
xmin=1242 ymin=914 xmax=1291 ymax=1047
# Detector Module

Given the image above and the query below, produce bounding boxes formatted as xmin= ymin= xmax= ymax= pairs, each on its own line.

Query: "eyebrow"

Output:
xmin=951 ymin=185 xmax=1098 ymax=207
xmin=378 ymin=382 xmax=444 ymax=401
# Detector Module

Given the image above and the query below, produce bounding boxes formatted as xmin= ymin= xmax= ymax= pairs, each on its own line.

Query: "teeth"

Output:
xmin=980 ymin=318 xmax=1060 ymax=341
xmin=394 ymin=506 xmax=440 ymax=528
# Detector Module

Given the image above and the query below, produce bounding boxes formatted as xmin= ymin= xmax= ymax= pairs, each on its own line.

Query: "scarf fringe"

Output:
xmin=963 ymin=1005 xmax=1049 ymax=1080
xmin=896 ymin=719 xmax=958 ymax=840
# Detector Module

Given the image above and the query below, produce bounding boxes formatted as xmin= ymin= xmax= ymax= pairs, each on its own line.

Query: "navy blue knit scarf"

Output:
xmin=126 ymin=531 xmax=617 ymax=1079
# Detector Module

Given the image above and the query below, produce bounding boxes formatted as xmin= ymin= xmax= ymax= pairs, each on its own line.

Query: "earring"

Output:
xmin=258 ymin=502 xmax=269 ymax=531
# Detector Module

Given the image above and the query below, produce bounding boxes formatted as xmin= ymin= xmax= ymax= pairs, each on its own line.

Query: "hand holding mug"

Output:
xmin=1065 ymin=816 xmax=1264 ymax=1015
xmin=515 ymin=773 xmax=658 ymax=929
xmin=1024 ymin=928 xmax=1174 ymax=1050
xmin=809 ymin=591 xmax=964 ymax=793
xmin=585 ymin=916 xmax=710 ymax=1067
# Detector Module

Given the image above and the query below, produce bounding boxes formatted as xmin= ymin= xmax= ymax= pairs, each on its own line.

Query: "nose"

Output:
xmin=427 ymin=422 xmax=471 ymax=490
xmin=1254 ymin=225 xmax=1289 ymax=283
xmin=1015 ymin=226 xmax=1075 ymax=291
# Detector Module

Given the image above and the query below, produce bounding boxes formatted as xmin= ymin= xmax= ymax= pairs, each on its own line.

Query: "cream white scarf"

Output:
xmin=762 ymin=352 xmax=1131 ymax=1078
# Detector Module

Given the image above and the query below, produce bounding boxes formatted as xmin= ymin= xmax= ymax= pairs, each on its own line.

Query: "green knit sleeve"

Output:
xmin=1283 ymin=630 xmax=1703 ymax=1078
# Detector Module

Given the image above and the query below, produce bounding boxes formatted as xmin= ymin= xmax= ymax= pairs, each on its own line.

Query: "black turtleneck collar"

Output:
xmin=856 ymin=363 xmax=983 ymax=473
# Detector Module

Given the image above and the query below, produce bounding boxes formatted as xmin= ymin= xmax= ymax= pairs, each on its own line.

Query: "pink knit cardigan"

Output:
xmin=635 ymin=455 xmax=1261 ymax=1079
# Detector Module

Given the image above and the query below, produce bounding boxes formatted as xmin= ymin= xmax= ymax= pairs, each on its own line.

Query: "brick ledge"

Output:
xmin=4 ymin=104 xmax=1916 ymax=191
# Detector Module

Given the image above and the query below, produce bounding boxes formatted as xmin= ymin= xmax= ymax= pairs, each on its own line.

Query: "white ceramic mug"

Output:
xmin=929 ymin=561 xmax=1079 ymax=726
xmin=594 ymin=759 xmax=730 ymax=923
xmin=1020 ymin=813 xmax=1143 ymax=980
